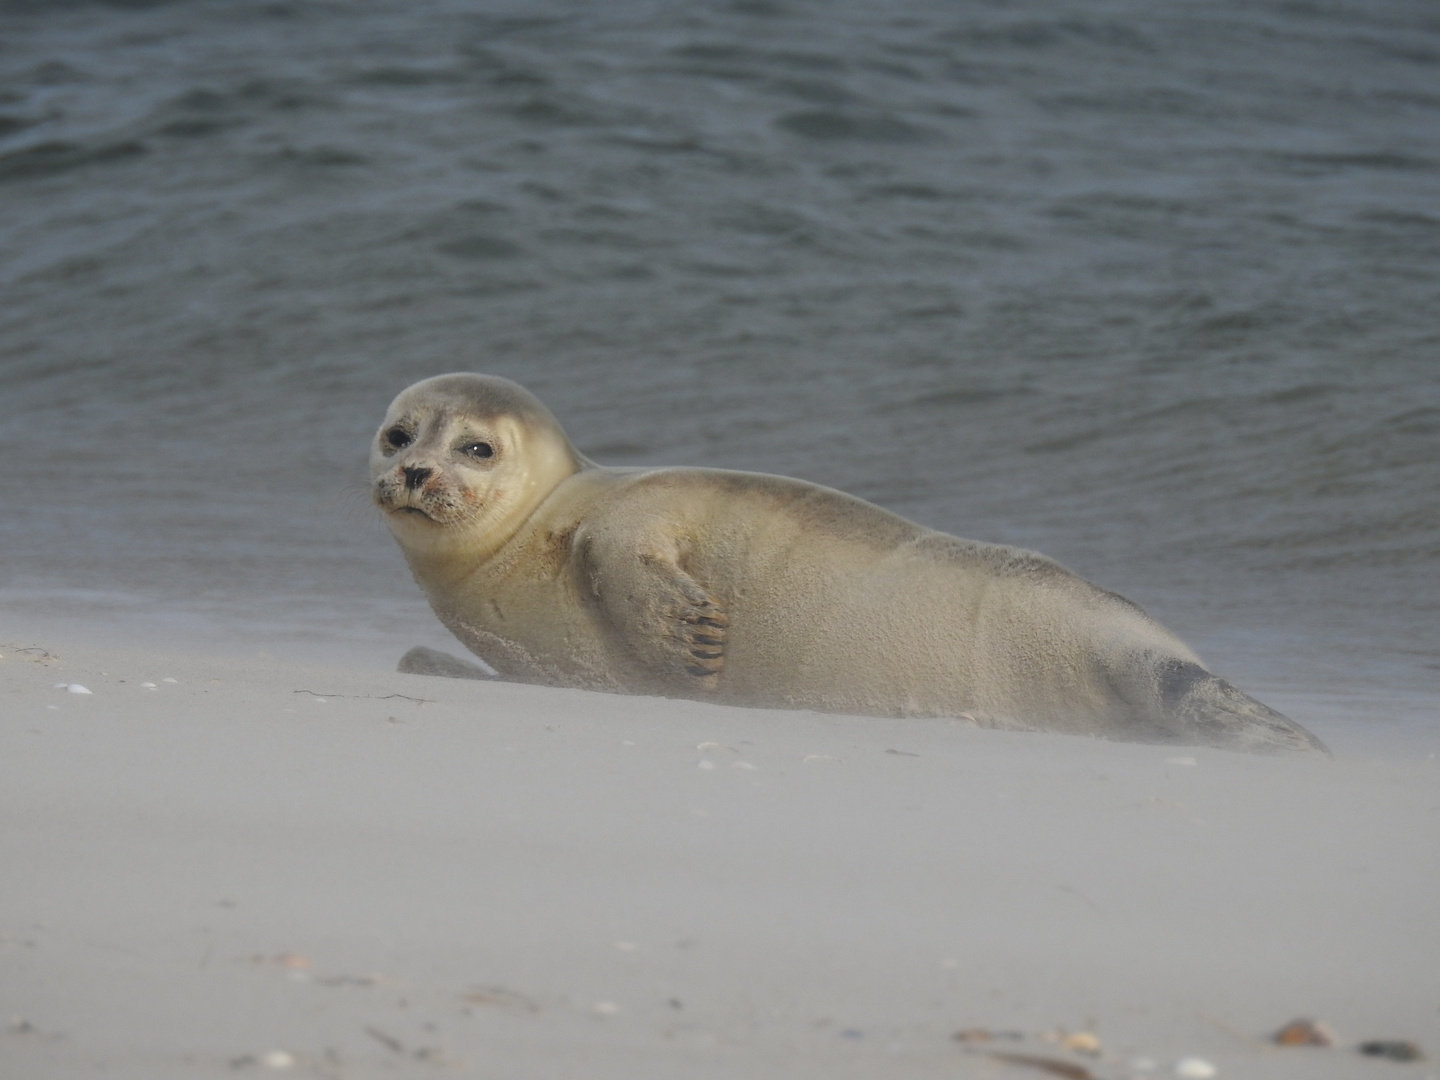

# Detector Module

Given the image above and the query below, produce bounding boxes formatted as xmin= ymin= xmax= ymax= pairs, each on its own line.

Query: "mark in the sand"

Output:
xmin=1057 ymin=884 xmax=1104 ymax=915
xmin=317 ymin=974 xmax=386 ymax=987
xmin=1360 ymin=1040 xmax=1424 ymax=1062
xmin=8 ymin=1016 xmax=63 ymax=1041
xmin=293 ymin=690 xmax=435 ymax=705
xmin=981 ymin=1051 xmax=1094 ymax=1079
xmin=1199 ymin=1011 xmax=1266 ymax=1048
xmin=461 ymin=986 xmax=539 ymax=1012
xmin=83 ymin=937 xmax=143 ymax=957
xmin=252 ymin=952 xmax=312 ymax=970
xmin=367 ymin=1025 xmax=449 ymax=1063
xmin=1 ymin=644 xmax=59 ymax=663
xmin=364 ymin=1026 xmax=406 ymax=1054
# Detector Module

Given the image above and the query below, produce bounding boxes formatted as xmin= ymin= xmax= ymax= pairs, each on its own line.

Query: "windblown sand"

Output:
xmin=1 ymin=638 xmax=1435 ymax=1080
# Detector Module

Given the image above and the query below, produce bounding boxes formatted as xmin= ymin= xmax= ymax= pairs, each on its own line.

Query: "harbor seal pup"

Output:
xmin=372 ymin=373 xmax=1327 ymax=754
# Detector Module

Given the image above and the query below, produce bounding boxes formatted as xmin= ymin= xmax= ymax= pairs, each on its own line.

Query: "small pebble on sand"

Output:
xmin=65 ymin=684 xmax=92 ymax=695
xmin=259 ymin=1050 xmax=294 ymax=1069
xmin=1273 ymin=1018 xmax=1334 ymax=1046
xmin=953 ymin=1028 xmax=992 ymax=1043
xmin=1174 ymin=1058 xmax=1217 ymax=1079
xmin=952 ymin=1027 xmax=1023 ymax=1043
xmin=1359 ymin=1040 xmax=1424 ymax=1062
xmin=1060 ymin=1032 xmax=1102 ymax=1055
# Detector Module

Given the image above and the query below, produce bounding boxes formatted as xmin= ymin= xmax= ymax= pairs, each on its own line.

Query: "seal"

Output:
xmin=372 ymin=373 xmax=1327 ymax=754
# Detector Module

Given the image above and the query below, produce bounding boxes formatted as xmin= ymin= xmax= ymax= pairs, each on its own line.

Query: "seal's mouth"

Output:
xmin=375 ymin=480 xmax=477 ymax=527
xmin=373 ymin=465 xmax=483 ymax=527
xmin=385 ymin=501 xmax=450 ymax=525
xmin=374 ymin=483 xmax=438 ymax=520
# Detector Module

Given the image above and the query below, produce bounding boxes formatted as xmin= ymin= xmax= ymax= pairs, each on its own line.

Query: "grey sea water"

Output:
xmin=1 ymin=0 xmax=1436 ymax=746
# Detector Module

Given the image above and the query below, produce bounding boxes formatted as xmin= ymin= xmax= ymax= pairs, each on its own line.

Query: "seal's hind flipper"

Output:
xmin=1158 ymin=659 xmax=1329 ymax=755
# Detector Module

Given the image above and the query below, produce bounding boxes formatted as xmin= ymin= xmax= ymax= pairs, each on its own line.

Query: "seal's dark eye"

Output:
xmin=384 ymin=426 xmax=412 ymax=450
xmin=462 ymin=441 xmax=494 ymax=460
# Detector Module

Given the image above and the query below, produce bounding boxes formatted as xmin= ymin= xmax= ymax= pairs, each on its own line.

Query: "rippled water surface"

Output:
xmin=2 ymin=0 xmax=1437 ymax=744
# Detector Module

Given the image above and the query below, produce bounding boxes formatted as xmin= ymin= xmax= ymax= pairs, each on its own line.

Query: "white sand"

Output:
xmin=1 ymin=637 xmax=1435 ymax=1080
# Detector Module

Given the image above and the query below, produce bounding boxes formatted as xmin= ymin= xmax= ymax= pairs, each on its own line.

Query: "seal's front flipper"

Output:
xmin=668 ymin=577 xmax=729 ymax=683
xmin=583 ymin=534 xmax=729 ymax=690
xmin=637 ymin=559 xmax=730 ymax=689
xmin=397 ymin=645 xmax=497 ymax=680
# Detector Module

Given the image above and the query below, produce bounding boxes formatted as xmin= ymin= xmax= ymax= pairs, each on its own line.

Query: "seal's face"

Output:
xmin=372 ymin=410 xmax=507 ymax=525
xmin=371 ymin=374 xmax=582 ymax=561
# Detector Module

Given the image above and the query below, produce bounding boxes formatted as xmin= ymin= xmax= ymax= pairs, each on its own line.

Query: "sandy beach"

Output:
xmin=2 ymin=635 xmax=1435 ymax=1080
xmin=3 ymin=0 xmax=1438 ymax=1076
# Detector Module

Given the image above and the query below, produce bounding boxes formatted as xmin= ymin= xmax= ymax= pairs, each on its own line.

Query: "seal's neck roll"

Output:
xmin=370 ymin=373 xmax=586 ymax=583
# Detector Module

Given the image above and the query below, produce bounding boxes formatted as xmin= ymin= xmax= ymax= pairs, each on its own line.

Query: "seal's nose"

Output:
xmin=402 ymin=465 xmax=432 ymax=491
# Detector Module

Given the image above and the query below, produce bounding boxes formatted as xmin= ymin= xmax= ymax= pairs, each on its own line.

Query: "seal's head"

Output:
xmin=371 ymin=374 xmax=584 ymax=564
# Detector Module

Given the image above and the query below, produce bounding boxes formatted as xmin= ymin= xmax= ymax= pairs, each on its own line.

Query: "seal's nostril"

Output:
xmin=403 ymin=465 xmax=432 ymax=491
